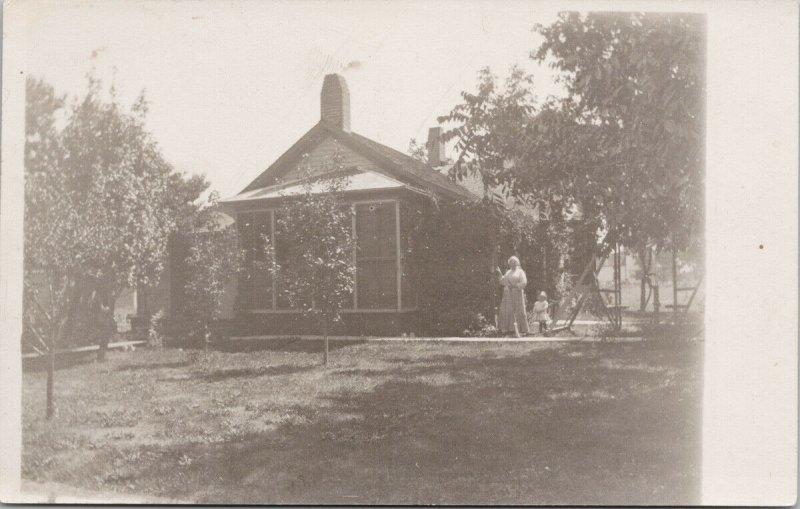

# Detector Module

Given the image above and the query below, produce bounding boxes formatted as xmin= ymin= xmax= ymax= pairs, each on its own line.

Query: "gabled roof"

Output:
xmin=222 ymin=169 xmax=428 ymax=203
xmin=239 ymin=121 xmax=478 ymax=202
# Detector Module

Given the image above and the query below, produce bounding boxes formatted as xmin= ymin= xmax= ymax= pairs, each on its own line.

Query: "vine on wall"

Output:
xmin=408 ymin=199 xmax=575 ymax=335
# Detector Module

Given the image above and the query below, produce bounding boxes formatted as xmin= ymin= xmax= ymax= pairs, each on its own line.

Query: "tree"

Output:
xmin=533 ymin=12 xmax=704 ymax=308
xmin=24 ymin=77 xmax=70 ymax=419
xmin=437 ymin=67 xmax=586 ymax=298
xmin=24 ymin=75 xmax=204 ymax=417
xmin=56 ymin=77 xmax=187 ymax=360
xmin=407 ymin=138 xmax=428 ymax=163
xmin=184 ymin=192 xmax=244 ymax=351
xmin=439 ymin=66 xmax=538 ymax=200
xmin=266 ymin=155 xmax=356 ymax=365
xmin=440 ymin=13 xmax=704 ymax=310
xmin=532 ymin=12 xmax=704 ymax=255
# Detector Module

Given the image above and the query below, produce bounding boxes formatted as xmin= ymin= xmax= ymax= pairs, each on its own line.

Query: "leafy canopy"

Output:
xmin=184 ymin=192 xmax=244 ymax=337
xmin=24 ymin=75 xmax=209 ymax=350
xmin=265 ymin=153 xmax=356 ymax=327
xmin=439 ymin=12 xmax=704 ymax=256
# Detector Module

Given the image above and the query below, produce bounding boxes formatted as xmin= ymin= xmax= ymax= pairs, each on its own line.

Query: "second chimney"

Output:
xmin=321 ymin=74 xmax=351 ymax=132
xmin=427 ymin=127 xmax=446 ymax=167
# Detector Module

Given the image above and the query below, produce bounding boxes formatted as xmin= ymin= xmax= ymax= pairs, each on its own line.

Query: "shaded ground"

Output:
xmin=22 ymin=338 xmax=702 ymax=504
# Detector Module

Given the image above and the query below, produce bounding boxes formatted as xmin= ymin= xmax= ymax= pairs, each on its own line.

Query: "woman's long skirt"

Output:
xmin=498 ymin=286 xmax=529 ymax=334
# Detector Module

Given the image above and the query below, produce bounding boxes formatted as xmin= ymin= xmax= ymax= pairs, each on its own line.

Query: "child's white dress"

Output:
xmin=532 ymin=300 xmax=550 ymax=322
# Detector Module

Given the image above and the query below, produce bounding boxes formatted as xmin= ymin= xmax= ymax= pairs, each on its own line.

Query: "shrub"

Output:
xmin=183 ymin=193 xmax=244 ymax=349
xmin=408 ymin=200 xmax=496 ymax=335
xmin=408 ymin=199 xmax=576 ymax=335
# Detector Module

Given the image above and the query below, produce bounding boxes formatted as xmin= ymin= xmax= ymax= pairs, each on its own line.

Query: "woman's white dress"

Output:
xmin=498 ymin=268 xmax=529 ymax=334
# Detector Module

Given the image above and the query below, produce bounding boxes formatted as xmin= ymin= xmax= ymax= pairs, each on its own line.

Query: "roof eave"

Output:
xmin=237 ymin=120 xmax=480 ymax=202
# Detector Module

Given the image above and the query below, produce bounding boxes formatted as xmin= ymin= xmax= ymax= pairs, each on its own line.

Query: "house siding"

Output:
xmin=281 ymin=137 xmax=382 ymax=182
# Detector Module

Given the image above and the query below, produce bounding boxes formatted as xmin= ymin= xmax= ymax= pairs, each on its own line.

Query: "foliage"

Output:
xmin=148 ymin=309 xmax=166 ymax=348
xmin=408 ymin=199 xmax=575 ymax=335
xmin=533 ymin=12 xmax=704 ymax=255
xmin=407 ymin=138 xmax=428 ymax=163
xmin=23 ymin=79 xmax=71 ymax=359
xmin=24 ymin=74 xmax=207 ymax=415
xmin=407 ymin=200 xmax=496 ymax=335
xmin=439 ymin=12 xmax=704 ymax=259
xmin=438 ymin=67 xmax=537 ymax=198
xmin=265 ymin=154 xmax=356 ymax=361
xmin=184 ymin=192 xmax=244 ymax=346
xmin=501 ymin=207 xmax=574 ymax=301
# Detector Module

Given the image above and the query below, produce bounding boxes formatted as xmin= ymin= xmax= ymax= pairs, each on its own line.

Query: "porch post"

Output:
xmin=395 ymin=200 xmax=402 ymax=311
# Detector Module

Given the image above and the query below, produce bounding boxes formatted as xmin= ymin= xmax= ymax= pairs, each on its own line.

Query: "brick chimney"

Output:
xmin=427 ymin=126 xmax=446 ymax=167
xmin=320 ymin=74 xmax=350 ymax=132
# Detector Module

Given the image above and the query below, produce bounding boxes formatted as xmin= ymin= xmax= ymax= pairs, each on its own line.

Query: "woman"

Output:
xmin=496 ymin=256 xmax=529 ymax=337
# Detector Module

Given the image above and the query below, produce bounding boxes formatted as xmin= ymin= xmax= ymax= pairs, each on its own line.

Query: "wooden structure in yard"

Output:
xmin=665 ymin=246 xmax=704 ymax=321
xmin=547 ymin=244 xmax=625 ymax=335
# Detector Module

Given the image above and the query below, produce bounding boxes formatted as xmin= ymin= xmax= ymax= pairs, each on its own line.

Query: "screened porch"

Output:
xmin=235 ymin=198 xmax=417 ymax=313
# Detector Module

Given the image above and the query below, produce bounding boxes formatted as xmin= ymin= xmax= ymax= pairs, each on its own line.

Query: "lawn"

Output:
xmin=22 ymin=338 xmax=702 ymax=505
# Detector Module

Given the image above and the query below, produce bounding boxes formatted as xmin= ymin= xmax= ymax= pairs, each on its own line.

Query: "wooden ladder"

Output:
xmin=547 ymin=251 xmax=620 ymax=336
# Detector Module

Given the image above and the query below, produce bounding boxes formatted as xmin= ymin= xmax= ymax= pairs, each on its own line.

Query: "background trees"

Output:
xmin=24 ymin=75 xmax=207 ymax=417
xmin=438 ymin=12 xmax=704 ymax=312
xmin=533 ymin=12 xmax=704 ymax=256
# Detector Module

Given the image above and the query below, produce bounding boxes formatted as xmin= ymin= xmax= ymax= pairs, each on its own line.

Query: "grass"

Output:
xmin=22 ymin=337 xmax=702 ymax=505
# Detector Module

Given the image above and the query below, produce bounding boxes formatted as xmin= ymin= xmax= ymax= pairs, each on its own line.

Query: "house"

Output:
xmin=213 ymin=74 xmax=480 ymax=336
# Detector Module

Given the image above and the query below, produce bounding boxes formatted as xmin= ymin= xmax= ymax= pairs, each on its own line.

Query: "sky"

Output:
xmin=22 ymin=0 xmax=564 ymax=197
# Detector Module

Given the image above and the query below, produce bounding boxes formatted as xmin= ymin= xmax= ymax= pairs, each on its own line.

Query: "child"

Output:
xmin=532 ymin=291 xmax=550 ymax=334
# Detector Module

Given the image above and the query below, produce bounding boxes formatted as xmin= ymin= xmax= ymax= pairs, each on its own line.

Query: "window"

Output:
xmin=355 ymin=202 xmax=397 ymax=309
xmin=237 ymin=202 xmax=408 ymax=312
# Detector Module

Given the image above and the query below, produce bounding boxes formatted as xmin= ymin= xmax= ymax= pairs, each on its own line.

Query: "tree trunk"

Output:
xmin=323 ymin=319 xmax=329 ymax=365
xmin=543 ymin=243 xmax=549 ymax=294
xmin=46 ymin=277 xmax=82 ymax=419
xmin=639 ymin=248 xmax=649 ymax=311
xmin=46 ymin=342 xmax=55 ymax=419
xmin=96 ymin=290 xmax=118 ymax=362
xmin=97 ymin=330 xmax=110 ymax=361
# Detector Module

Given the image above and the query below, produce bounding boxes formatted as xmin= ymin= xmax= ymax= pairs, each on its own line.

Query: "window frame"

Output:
xmin=235 ymin=197 xmax=416 ymax=314
xmin=236 ymin=209 xmax=277 ymax=312
xmin=352 ymin=199 xmax=402 ymax=312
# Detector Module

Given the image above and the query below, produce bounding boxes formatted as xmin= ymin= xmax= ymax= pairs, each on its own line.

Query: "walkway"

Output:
xmin=229 ymin=334 xmax=645 ymax=343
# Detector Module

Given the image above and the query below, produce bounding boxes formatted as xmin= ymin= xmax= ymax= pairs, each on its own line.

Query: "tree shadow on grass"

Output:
xmin=117 ymin=361 xmax=190 ymax=372
xmin=23 ymin=351 xmax=98 ymax=373
xmin=215 ymin=338 xmax=365 ymax=354
xmin=331 ymin=368 xmax=386 ymax=377
xmin=119 ymin=341 xmax=701 ymax=505
xmin=200 ymin=364 xmax=317 ymax=382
